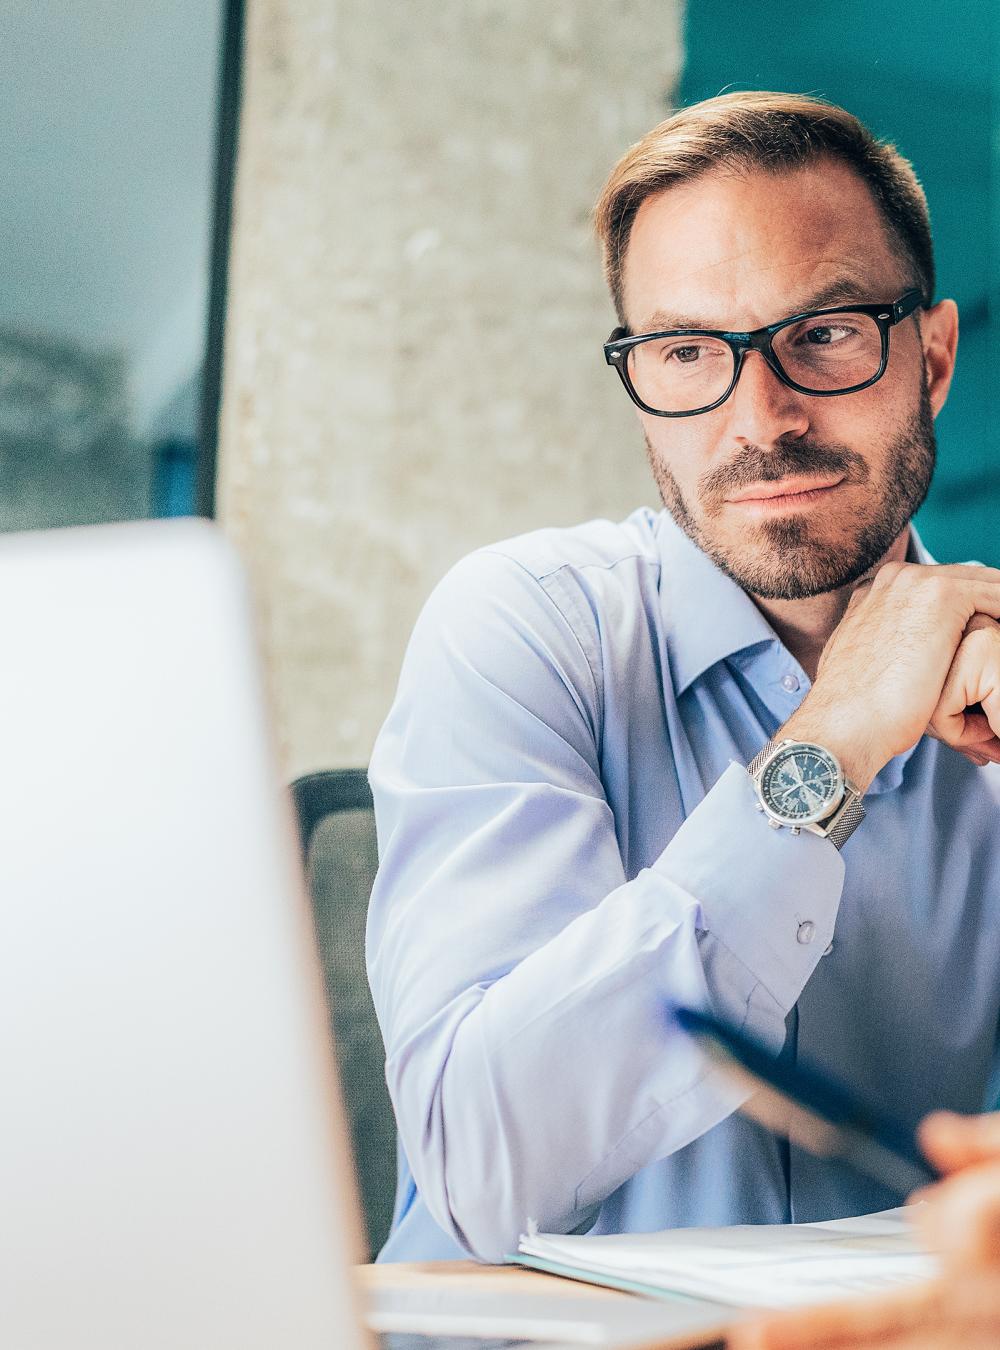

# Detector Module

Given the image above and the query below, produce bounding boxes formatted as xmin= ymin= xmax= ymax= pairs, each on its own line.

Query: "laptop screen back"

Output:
xmin=0 ymin=521 xmax=370 ymax=1350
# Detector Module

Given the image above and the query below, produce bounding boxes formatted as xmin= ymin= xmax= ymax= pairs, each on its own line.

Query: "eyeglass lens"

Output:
xmin=625 ymin=311 xmax=884 ymax=413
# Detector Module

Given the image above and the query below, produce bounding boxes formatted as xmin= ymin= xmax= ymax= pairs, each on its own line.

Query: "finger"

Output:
xmin=926 ymin=713 xmax=1000 ymax=760
xmin=950 ymin=730 xmax=1000 ymax=764
xmin=728 ymin=1282 xmax=942 ymax=1349
xmin=926 ymin=725 xmax=1000 ymax=765
xmin=964 ymin=613 xmax=1000 ymax=636
xmin=731 ymin=1283 xmax=1000 ymax=1350
xmin=957 ymin=748 xmax=990 ymax=767
xmin=919 ymin=1112 xmax=1000 ymax=1173
xmin=914 ymin=1164 xmax=1000 ymax=1266
xmin=928 ymin=627 xmax=1000 ymax=749
xmin=928 ymin=562 xmax=1000 ymax=584
xmin=957 ymin=618 xmax=1000 ymax=746
xmin=964 ymin=578 xmax=1000 ymax=623
xmin=981 ymin=687 xmax=1000 ymax=740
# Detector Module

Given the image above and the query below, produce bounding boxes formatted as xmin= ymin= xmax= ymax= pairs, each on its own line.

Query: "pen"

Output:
xmin=672 ymin=1004 xmax=939 ymax=1200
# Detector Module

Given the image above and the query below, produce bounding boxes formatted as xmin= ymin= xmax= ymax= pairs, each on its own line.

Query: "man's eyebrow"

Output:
xmin=632 ymin=273 xmax=898 ymax=336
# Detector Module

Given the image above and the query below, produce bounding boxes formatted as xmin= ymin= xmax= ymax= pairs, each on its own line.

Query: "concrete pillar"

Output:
xmin=218 ymin=0 xmax=683 ymax=774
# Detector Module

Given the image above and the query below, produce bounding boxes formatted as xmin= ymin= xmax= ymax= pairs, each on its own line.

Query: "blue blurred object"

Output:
xmin=151 ymin=438 xmax=199 ymax=519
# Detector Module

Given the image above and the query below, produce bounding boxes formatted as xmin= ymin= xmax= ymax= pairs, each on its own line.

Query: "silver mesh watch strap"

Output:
xmin=746 ymin=738 xmax=865 ymax=851
xmin=747 ymin=739 xmax=779 ymax=779
xmin=823 ymin=792 xmax=866 ymax=850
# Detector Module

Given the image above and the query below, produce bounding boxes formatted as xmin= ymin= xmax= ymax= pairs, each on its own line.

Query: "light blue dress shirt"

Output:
xmin=367 ymin=507 xmax=1000 ymax=1263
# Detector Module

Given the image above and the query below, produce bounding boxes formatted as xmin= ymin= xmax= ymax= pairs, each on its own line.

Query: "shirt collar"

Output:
xmin=656 ymin=511 xmax=935 ymax=698
xmin=656 ymin=511 xmax=779 ymax=697
xmin=907 ymin=522 xmax=934 ymax=564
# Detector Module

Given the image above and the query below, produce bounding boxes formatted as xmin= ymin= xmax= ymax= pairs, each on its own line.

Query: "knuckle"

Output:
xmin=845 ymin=584 xmax=869 ymax=612
xmin=912 ymin=569 xmax=956 ymax=611
xmin=967 ymin=626 xmax=1000 ymax=660
xmin=872 ymin=560 xmax=905 ymax=588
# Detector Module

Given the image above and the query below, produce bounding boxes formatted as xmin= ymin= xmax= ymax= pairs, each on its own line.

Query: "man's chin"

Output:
xmin=701 ymin=522 xmax=888 ymax=601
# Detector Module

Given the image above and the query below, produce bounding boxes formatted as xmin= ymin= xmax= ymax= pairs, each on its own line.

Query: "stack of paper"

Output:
xmin=513 ymin=1208 xmax=939 ymax=1309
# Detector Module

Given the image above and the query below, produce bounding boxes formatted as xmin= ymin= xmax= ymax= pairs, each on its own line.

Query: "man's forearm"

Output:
xmin=374 ymin=765 xmax=845 ymax=1261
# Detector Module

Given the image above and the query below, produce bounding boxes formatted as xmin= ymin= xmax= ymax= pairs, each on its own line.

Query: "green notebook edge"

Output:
xmin=503 ymin=1252 xmax=712 ymax=1305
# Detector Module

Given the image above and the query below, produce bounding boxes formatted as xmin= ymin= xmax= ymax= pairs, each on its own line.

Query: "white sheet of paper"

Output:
xmin=518 ymin=1207 xmax=939 ymax=1308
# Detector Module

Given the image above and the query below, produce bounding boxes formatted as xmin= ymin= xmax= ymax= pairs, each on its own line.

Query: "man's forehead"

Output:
xmin=637 ymin=268 xmax=885 ymax=334
xmin=620 ymin=160 xmax=905 ymax=332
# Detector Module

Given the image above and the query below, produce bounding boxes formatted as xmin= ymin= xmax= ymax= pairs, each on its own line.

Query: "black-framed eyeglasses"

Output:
xmin=604 ymin=289 xmax=924 ymax=418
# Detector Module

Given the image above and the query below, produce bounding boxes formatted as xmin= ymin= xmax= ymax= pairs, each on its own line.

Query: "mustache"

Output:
xmin=699 ymin=437 xmax=870 ymax=512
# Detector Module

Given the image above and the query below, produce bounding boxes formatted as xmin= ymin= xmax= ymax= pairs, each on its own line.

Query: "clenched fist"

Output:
xmin=781 ymin=562 xmax=1000 ymax=790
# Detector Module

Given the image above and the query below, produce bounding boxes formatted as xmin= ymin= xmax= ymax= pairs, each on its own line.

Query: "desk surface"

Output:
xmin=358 ymin=1259 xmax=630 ymax=1298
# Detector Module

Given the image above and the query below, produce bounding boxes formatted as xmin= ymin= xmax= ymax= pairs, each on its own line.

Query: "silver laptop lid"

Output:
xmin=0 ymin=520 xmax=370 ymax=1350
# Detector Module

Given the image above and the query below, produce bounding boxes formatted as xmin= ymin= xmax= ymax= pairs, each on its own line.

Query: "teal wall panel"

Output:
xmin=680 ymin=1 xmax=997 ymax=563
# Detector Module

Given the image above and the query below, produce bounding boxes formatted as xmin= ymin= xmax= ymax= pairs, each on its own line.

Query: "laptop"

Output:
xmin=0 ymin=519 xmax=730 ymax=1350
xmin=0 ymin=519 xmax=371 ymax=1349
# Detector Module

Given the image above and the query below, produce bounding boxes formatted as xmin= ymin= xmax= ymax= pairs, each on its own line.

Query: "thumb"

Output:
xmin=919 ymin=1111 xmax=1000 ymax=1174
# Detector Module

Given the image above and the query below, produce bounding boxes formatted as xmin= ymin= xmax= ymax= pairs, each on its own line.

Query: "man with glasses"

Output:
xmin=368 ymin=92 xmax=1000 ymax=1263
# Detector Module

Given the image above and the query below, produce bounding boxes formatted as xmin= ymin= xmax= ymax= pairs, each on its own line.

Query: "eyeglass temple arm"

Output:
xmin=893 ymin=290 xmax=924 ymax=322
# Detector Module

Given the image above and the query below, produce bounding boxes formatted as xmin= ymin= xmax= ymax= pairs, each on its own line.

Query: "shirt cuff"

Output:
xmin=650 ymin=761 xmax=846 ymax=1009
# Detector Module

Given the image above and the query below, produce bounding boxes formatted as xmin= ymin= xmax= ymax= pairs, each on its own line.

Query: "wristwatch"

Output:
xmin=747 ymin=738 xmax=865 ymax=850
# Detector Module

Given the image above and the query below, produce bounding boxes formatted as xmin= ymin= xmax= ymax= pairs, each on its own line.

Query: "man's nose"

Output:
xmin=722 ymin=349 xmax=810 ymax=446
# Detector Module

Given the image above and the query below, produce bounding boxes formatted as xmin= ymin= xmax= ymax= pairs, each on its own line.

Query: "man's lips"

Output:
xmin=726 ymin=475 xmax=846 ymax=507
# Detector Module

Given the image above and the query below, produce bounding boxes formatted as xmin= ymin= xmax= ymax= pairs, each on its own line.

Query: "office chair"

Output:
xmin=290 ymin=769 xmax=396 ymax=1260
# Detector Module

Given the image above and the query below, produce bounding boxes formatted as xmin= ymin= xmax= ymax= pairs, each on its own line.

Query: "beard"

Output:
xmin=646 ymin=379 xmax=936 ymax=601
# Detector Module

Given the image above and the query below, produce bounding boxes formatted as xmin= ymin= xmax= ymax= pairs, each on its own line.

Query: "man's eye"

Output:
xmin=802 ymin=324 xmax=854 ymax=345
xmin=642 ymin=338 xmax=729 ymax=368
xmin=662 ymin=342 xmax=728 ymax=364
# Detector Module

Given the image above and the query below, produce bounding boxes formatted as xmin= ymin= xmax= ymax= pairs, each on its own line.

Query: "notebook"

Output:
xmin=512 ymin=1207 xmax=938 ymax=1309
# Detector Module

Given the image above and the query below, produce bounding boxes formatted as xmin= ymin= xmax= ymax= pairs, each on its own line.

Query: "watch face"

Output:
xmin=760 ymin=744 xmax=843 ymax=825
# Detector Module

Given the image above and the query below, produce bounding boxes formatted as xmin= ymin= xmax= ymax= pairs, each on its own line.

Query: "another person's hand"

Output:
xmin=781 ymin=562 xmax=1000 ymax=790
xmin=727 ymin=1112 xmax=1000 ymax=1350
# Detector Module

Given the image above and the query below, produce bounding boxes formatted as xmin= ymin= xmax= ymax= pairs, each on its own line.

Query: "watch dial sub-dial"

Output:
xmin=761 ymin=747 xmax=840 ymax=823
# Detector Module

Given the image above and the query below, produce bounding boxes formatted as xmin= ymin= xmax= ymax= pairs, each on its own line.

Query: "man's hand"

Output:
xmin=726 ymin=1113 xmax=1000 ymax=1350
xmin=780 ymin=563 xmax=1000 ymax=791
xmin=927 ymin=615 xmax=1000 ymax=767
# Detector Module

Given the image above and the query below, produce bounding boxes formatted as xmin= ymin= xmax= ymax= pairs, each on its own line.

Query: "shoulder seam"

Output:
xmin=481 ymin=546 xmax=661 ymax=587
xmin=479 ymin=548 xmax=605 ymax=728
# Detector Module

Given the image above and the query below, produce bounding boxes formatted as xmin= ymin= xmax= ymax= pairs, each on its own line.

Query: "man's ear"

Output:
xmin=921 ymin=298 xmax=959 ymax=417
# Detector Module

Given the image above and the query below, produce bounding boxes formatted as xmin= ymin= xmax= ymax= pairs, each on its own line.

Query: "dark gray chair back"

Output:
xmin=290 ymin=769 xmax=395 ymax=1260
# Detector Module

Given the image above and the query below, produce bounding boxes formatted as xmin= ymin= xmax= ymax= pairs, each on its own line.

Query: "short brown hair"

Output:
xmin=594 ymin=91 xmax=934 ymax=324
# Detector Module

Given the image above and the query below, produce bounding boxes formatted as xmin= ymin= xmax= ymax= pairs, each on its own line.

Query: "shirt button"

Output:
xmin=823 ymin=941 xmax=834 ymax=956
xmin=781 ymin=673 xmax=800 ymax=693
xmin=797 ymin=920 xmax=816 ymax=945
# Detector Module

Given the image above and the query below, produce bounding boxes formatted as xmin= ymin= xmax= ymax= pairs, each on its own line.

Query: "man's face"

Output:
xmin=620 ymin=159 xmax=949 ymax=600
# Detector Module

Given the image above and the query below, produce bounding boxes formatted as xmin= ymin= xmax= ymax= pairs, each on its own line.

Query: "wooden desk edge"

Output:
xmin=356 ymin=1257 xmax=631 ymax=1298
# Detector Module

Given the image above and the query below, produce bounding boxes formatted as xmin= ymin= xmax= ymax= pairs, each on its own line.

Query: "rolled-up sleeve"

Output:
xmin=367 ymin=549 xmax=845 ymax=1261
